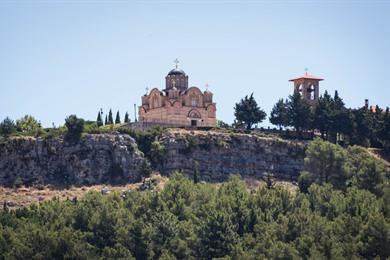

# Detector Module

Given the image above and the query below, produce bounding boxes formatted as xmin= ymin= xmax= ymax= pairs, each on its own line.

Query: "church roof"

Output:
xmin=168 ymin=68 xmax=186 ymax=76
xmin=289 ymin=72 xmax=323 ymax=81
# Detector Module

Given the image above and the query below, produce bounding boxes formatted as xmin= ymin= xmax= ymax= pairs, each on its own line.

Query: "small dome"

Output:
xmin=168 ymin=68 xmax=186 ymax=76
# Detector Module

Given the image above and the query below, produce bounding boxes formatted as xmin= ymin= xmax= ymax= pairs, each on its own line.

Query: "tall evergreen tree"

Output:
xmin=115 ymin=111 xmax=121 ymax=124
xmin=350 ymin=107 xmax=373 ymax=146
xmin=269 ymin=98 xmax=288 ymax=129
xmin=105 ymin=115 xmax=108 ymax=125
xmin=313 ymin=91 xmax=333 ymax=139
xmin=286 ymin=92 xmax=313 ymax=132
xmin=234 ymin=93 xmax=267 ymax=130
xmin=329 ymin=91 xmax=351 ymax=142
xmin=200 ymin=211 xmax=238 ymax=259
xmin=124 ymin=112 xmax=130 ymax=123
xmin=97 ymin=111 xmax=103 ymax=127
xmin=379 ymin=107 xmax=390 ymax=150
xmin=108 ymin=109 xmax=114 ymax=125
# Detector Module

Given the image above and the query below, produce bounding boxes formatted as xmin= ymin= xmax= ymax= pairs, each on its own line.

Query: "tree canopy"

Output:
xmin=234 ymin=93 xmax=267 ymax=130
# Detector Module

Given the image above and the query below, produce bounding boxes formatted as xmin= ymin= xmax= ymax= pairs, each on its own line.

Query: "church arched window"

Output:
xmin=190 ymin=93 xmax=199 ymax=107
xmin=308 ymin=85 xmax=316 ymax=100
xmin=152 ymin=95 xmax=159 ymax=108
xmin=188 ymin=110 xmax=201 ymax=118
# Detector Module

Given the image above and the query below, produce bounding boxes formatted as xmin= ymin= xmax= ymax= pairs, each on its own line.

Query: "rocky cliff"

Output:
xmin=0 ymin=134 xmax=145 ymax=186
xmin=157 ymin=130 xmax=306 ymax=181
xmin=0 ymin=129 xmax=307 ymax=186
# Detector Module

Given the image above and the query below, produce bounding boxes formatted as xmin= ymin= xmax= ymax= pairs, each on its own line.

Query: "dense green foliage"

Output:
xmin=234 ymin=93 xmax=267 ymax=130
xmin=269 ymin=98 xmax=288 ymax=129
xmin=300 ymin=139 xmax=389 ymax=196
xmin=1 ymin=169 xmax=389 ymax=259
xmin=269 ymin=90 xmax=390 ymax=149
xmin=117 ymin=125 xmax=166 ymax=160
xmin=96 ymin=111 xmax=103 ymax=127
xmin=108 ymin=109 xmax=114 ymax=125
xmin=64 ymin=115 xmax=85 ymax=142
xmin=124 ymin=112 xmax=130 ymax=123
xmin=115 ymin=111 xmax=121 ymax=124
xmin=15 ymin=115 xmax=41 ymax=133
xmin=0 ymin=117 xmax=17 ymax=137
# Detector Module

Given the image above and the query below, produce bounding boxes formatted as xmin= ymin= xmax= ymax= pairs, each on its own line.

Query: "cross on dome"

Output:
xmin=174 ymin=58 xmax=179 ymax=69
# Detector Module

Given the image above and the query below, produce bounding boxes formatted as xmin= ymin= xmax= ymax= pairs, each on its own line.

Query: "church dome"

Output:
xmin=168 ymin=68 xmax=186 ymax=76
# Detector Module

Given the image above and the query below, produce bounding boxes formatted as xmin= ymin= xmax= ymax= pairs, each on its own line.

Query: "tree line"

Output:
xmin=233 ymin=91 xmax=390 ymax=149
xmin=96 ymin=109 xmax=131 ymax=127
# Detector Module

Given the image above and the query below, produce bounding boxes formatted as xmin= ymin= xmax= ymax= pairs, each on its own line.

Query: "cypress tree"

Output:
xmin=124 ymin=112 xmax=130 ymax=123
xmin=108 ymin=109 xmax=113 ymax=125
xmin=96 ymin=111 xmax=103 ymax=127
xmin=115 ymin=111 xmax=121 ymax=124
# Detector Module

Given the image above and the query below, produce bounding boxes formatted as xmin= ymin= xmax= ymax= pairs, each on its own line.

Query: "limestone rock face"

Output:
xmin=157 ymin=130 xmax=306 ymax=181
xmin=0 ymin=130 xmax=307 ymax=186
xmin=0 ymin=134 xmax=145 ymax=186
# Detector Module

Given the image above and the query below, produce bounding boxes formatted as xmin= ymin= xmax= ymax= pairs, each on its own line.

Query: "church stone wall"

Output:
xmin=139 ymin=103 xmax=216 ymax=127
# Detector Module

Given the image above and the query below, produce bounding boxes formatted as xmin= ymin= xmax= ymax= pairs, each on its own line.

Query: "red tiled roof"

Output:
xmin=289 ymin=72 xmax=324 ymax=81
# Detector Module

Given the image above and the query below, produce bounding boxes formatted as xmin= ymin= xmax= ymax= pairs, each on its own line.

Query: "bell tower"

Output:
xmin=289 ymin=69 xmax=323 ymax=101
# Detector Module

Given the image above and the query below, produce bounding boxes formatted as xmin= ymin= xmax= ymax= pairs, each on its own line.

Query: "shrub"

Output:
xmin=13 ymin=177 xmax=23 ymax=188
xmin=0 ymin=117 xmax=17 ymax=137
xmin=16 ymin=115 xmax=41 ymax=133
xmin=150 ymin=140 xmax=165 ymax=166
xmin=64 ymin=115 xmax=84 ymax=142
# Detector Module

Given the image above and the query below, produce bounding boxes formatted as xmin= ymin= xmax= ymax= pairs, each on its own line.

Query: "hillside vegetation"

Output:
xmin=1 ymin=139 xmax=389 ymax=260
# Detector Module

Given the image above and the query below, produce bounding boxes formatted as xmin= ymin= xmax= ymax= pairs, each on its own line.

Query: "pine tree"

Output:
xmin=124 ymin=112 xmax=130 ymax=123
xmin=115 ymin=111 xmax=121 ymax=124
xmin=108 ymin=109 xmax=113 ymax=125
xmin=313 ymin=91 xmax=333 ymax=139
xmin=105 ymin=115 xmax=108 ymax=125
xmin=269 ymin=98 xmax=288 ymax=129
xmin=0 ymin=117 xmax=17 ymax=137
xmin=97 ymin=111 xmax=103 ymax=127
xmin=330 ymin=90 xmax=351 ymax=142
xmin=286 ymin=92 xmax=313 ymax=133
xmin=234 ymin=93 xmax=267 ymax=130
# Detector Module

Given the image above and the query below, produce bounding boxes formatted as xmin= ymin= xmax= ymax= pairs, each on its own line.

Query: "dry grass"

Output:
xmin=1 ymin=172 xmax=168 ymax=209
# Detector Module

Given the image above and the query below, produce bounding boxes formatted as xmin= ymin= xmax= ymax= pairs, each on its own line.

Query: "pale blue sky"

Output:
xmin=1 ymin=1 xmax=389 ymax=127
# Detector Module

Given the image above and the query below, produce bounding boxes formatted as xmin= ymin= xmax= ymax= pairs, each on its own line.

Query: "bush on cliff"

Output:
xmin=64 ymin=115 xmax=84 ymax=142
xmin=15 ymin=115 xmax=41 ymax=133
xmin=117 ymin=126 xmax=166 ymax=159
xmin=0 ymin=117 xmax=17 ymax=137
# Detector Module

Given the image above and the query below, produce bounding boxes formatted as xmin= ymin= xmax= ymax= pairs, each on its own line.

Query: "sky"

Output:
xmin=1 ymin=1 xmax=390 ymax=127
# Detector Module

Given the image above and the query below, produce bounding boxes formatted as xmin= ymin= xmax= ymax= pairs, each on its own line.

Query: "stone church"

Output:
xmin=138 ymin=62 xmax=217 ymax=127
